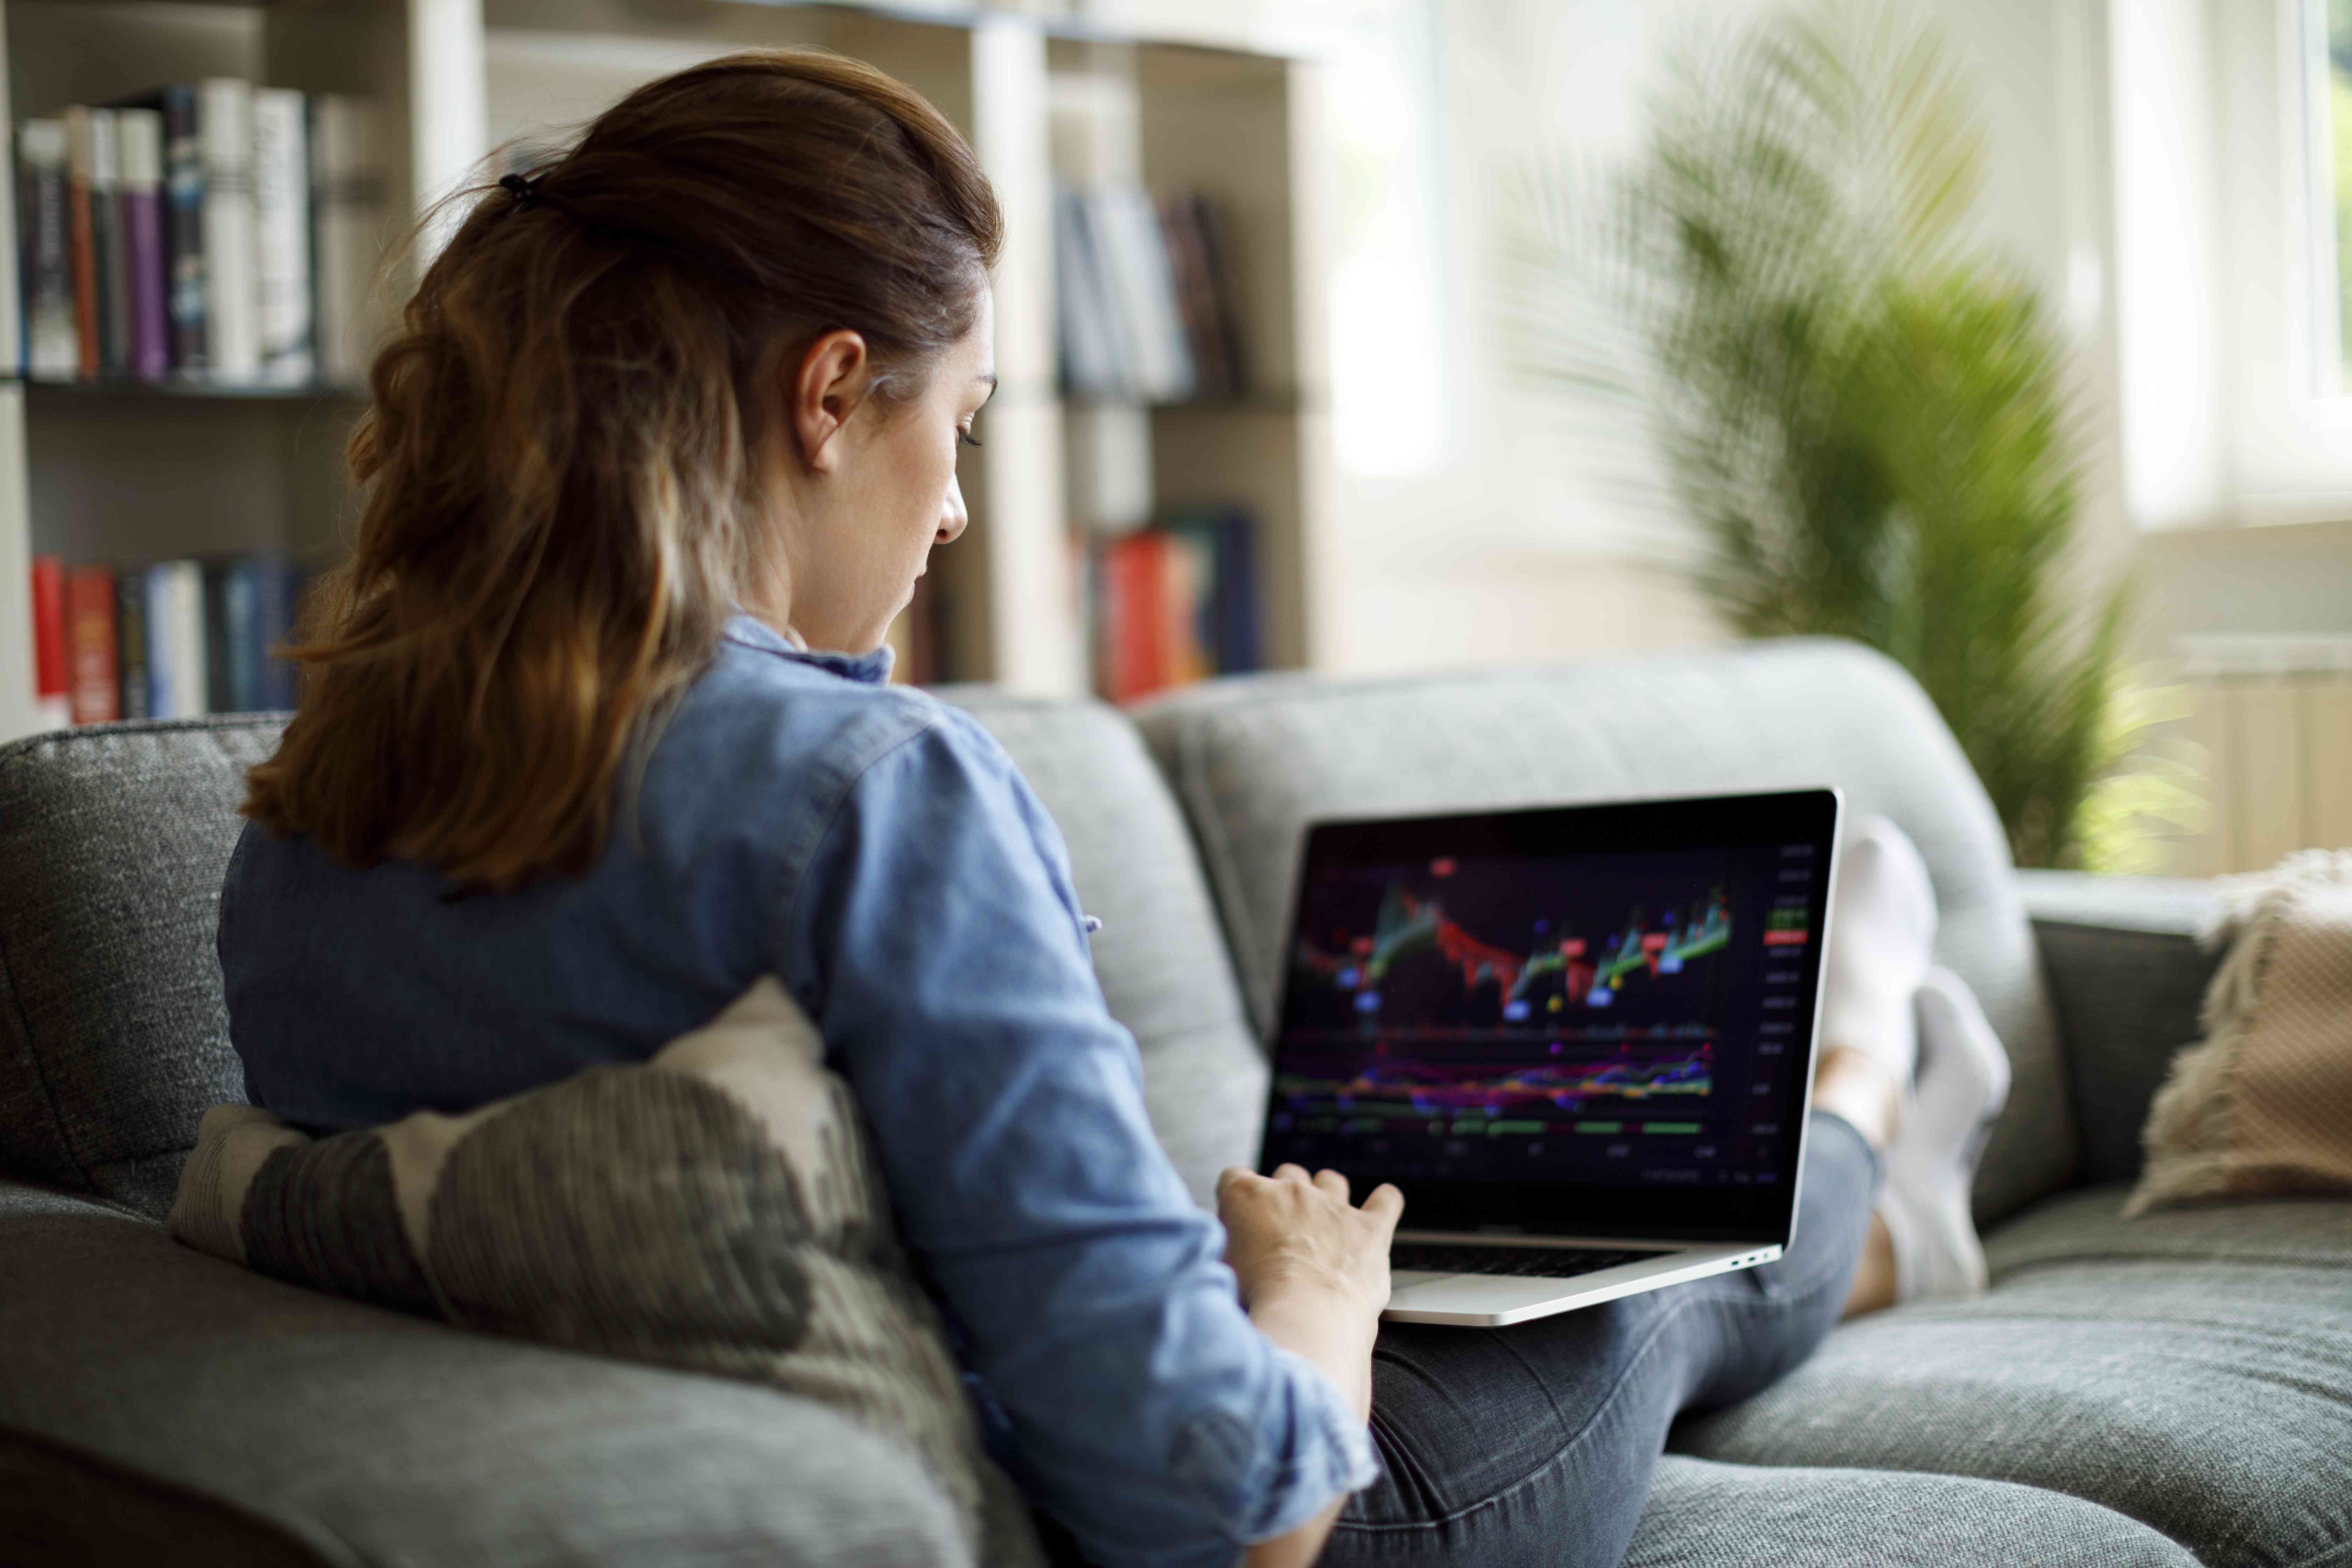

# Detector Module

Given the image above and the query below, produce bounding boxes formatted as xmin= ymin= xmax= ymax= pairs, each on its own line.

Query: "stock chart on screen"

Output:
xmin=1264 ymin=841 xmax=1822 ymax=1190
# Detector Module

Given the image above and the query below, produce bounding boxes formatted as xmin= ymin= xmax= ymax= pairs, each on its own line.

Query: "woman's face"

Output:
xmin=774 ymin=290 xmax=996 ymax=654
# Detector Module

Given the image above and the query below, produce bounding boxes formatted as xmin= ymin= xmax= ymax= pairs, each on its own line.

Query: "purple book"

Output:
xmin=117 ymin=108 xmax=169 ymax=379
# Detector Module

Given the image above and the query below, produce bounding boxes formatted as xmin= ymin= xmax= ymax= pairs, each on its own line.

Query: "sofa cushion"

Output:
xmin=0 ymin=1178 xmax=969 ymax=1567
xmin=1672 ymin=1184 xmax=2352 ymax=1568
xmin=2016 ymin=870 xmax=2226 ymax=1187
xmin=0 ymin=718 xmax=279 ymax=1217
xmin=940 ymin=689 xmax=1263 ymax=1206
xmin=1135 ymin=640 xmax=2071 ymax=1223
xmin=1626 ymin=1455 xmax=2196 ymax=1567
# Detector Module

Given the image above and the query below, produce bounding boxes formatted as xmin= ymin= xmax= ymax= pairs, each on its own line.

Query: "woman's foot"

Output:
xmin=1877 ymin=967 xmax=2011 ymax=1303
xmin=1821 ymin=816 xmax=1938 ymax=1107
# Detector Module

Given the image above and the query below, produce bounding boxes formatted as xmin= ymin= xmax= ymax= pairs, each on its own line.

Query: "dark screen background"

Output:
xmin=1261 ymin=839 xmax=1822 ymax=1196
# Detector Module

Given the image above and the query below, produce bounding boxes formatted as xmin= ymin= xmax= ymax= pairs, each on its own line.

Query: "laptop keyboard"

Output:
xmin=1390 ymin=1242 xmax=1652 ymax=1280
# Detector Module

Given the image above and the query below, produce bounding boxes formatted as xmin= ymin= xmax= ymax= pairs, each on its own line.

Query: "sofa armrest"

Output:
xmin=0 ymin=1179 xmax=969 ymax=1568
xmin=2014 ymin=870 xmax=2227 ymax=1188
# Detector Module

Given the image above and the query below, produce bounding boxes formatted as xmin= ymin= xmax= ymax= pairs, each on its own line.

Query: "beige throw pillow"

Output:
xmin=2128 ymin=849 xmax=2352 ymax=1215
xmin=170 ymin=977 xmax=1042 ymax=1566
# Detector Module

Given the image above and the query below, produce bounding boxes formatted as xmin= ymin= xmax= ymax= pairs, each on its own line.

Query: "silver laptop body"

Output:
xmin=1258 ymin=789 xmax=1844 ymax=1329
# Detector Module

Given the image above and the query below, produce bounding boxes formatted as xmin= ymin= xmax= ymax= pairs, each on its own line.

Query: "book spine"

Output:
xmin=30 ymin=555 xmax=70 ymax=729
xmin=114 ymin=565 xmax=150 ymax=721
xmin=202 ymin=559 xmax=235 ymax=713
xmin=89 ymin=109 xmax=132 ymax=377
xmin=1055 ymin=188 xmax=1125 ymax=399
xmin=1216 ymin=508 xmax=1262 ymax=674
xmin=1092 ymin=186 xmax=1195 ymax=403
xmin=252 ymin=89 xmax=312 ymax=384
xmin=200 ymin=80 xmax=256 ymax=382
xmin=167 ymin=560 xmax=209 ymax=717
xmin=65 ymin=565 xmax=119 ymax=724
xmin=1158 ymin=195 xmax=1227 ymax=401
xmin=143 ymin=566 xmax=175 ymax=716
xmin=18 ymin=120 xmax=78 ymax=379
xmin=116 ymin=109 xmax=169 ymax=380
xmin=228 ymin=558 xmax=261 ymax=711
xmin=1186 ymin=195 xmax=1247 ymax=398
xmin=1103 ymin=533 xmax=1172 ymax=704
xmin=63 ymin=108 xmax=99 ymax=378
xmin=254 ymin=552 xmax=297 ymax=709
xmin=160 ymin=86 xmax=207 ymax=373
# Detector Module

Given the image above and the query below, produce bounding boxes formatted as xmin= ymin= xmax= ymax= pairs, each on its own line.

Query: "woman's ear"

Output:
xmin=790 ymin=329 xmax=872 ymax=474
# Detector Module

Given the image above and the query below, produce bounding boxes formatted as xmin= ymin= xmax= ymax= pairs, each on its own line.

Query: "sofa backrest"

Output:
xmin=938 ymin=690 xmax=1264 ymax=1206
xmin=1134 ymin=639 xmax=2072 ymax=1226
xmin=0 ymin=699 xmax=1265 ymax=1219
xmin=0 ymin=718 xmax=275 ymax=1216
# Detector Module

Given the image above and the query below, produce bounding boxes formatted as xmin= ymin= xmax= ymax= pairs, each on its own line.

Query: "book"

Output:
xmin=30 ymin=556 xmax=71 ymax=729
xmin=66 ymin=565 xmax=120 ymax=724
xmin=62 ymin=107 xmax=101 ymax=378
xmin=116 ymin=108 xmax=169 ymax=380
xmin=91 ymin=110 xmax=133 ymax=376
xmin=1158 ymin=194 xmax=1245 ymax=401
xmin=1089 ymin=506 xmax=1262 ymax=704
xmin=1163 ymin=504 xmax=1262 ymax=677
xmin=203 ymin=559 xmax=245 ymax=713
xmin=1055 ymin=189 xmax=1126 ymax=399
xmin=199 ymin=79 xmax=257 ymax=382
xmin=253 ymin=552 xmax=299 ymax=709
xmin=146 ymin=559 xmax=208 ymax=718
xmin=1089 ymin=185 xmax=1195 ymax=402
xmin=310 ymin=96 xmax=386 ymax=387
xmin=1163 ymin=526 xmax=1214 ymax=687
xmin=252 ymin=89 xmax=312 ymax=384
xmin=17 ymin=119 xmax=78 ymax=379
xmin=1098 ymin=530 xmax=1171 ymax=704
xmin=115 ymin=565 xmax=151 ymax=721
xmin=155 ymin=85 xmax=207 ymax=373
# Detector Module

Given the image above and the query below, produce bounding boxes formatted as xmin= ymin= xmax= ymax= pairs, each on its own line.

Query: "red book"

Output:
xmin=1103 ymin=532 xmax=1172 ymax=704
xmin=66 ymin=565 xmax=120 ymax=723
xmin=30 ymin=556 xmax=72 ymax=727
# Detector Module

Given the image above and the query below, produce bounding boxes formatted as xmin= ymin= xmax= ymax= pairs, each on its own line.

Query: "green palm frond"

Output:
xmin=1504 ymin=0 xmax=2130 ymax=867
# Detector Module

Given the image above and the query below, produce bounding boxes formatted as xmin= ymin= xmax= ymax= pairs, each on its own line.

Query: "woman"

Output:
xmin=223 ymin=50 xmax=2003 ymax=1568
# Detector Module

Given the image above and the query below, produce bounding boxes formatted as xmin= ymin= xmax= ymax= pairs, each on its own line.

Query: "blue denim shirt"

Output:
xmin=219 ymin=614 xmax=1378 ymax=1566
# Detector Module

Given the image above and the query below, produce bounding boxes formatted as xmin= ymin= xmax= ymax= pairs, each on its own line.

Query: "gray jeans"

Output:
xmin=1324 ymin=1110 xmax=1878 ymax=1568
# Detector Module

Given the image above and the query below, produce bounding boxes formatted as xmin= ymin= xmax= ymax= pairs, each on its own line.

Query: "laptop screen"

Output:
xmin=1260 ymin=790 xmax=1840 ymax=1244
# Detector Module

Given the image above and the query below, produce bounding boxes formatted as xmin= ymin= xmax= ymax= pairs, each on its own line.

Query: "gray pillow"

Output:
xmin=170 ymin=977 xmax=1042 ymax=1567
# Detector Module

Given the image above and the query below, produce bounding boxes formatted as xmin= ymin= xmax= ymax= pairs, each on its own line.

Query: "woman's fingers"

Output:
xmin=1312 ymin=1168 xmax=1350 ymax=1202
xmin=1271 ymin=1162 xmax=1312 ymax=1185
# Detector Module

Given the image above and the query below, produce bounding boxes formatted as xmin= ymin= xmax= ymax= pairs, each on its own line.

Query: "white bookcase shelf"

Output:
xmin=0 ymin=0 xmax=1331 ymax=739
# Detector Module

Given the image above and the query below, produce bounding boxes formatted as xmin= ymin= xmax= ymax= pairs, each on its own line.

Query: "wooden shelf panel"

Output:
xmin=12 ymin=377 xmax=366 ymax=403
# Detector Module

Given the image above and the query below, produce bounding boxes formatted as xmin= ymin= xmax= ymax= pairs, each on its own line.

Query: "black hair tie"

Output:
xmin=500 ymin=172 xmax=543 ymax=210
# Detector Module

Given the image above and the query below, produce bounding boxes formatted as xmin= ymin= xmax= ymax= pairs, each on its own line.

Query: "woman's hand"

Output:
xmin=1219 ymin=1166 xmax=1401 ymax=1568
xmin=1216 ymin=1164 xmax=1404 ymax=1321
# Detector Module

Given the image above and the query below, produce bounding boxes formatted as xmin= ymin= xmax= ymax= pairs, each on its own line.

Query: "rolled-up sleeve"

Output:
xmin=778 ymin=707 xmax=1378 ymax=1567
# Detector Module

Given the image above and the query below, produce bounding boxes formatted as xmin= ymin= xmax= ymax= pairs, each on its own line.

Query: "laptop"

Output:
xmin=1257 ymin=788 xmax=1843 ymax=1328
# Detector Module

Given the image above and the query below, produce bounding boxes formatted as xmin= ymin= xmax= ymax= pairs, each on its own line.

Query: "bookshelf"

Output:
xmin=0 ymin=0 xmax=1332 ymax=741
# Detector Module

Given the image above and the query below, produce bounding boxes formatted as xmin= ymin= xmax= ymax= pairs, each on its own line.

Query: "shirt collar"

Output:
xmin=722 ymin=613 xmax=896 ymax=686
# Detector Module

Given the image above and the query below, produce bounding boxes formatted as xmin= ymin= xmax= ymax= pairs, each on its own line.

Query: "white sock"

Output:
xmin=1879 ymin=966 xmax=2011 ymax=1303
xmin=1821 ymin=816 xmax=1938 ymax=1092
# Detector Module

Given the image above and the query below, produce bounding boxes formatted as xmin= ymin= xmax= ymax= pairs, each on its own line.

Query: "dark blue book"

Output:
xmin=1162 ymin=504 xmax=1262 ymax=675
xmin=202 ymin=556 xmax=265 ymax=713
xmin=252 ymin=552 xmax=299 ymax=709
xmin=114 ymin=565 xmax=150 ymax=719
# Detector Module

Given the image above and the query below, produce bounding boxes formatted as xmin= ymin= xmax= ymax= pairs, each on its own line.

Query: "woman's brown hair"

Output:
xmin=243 ymin=50 xmax=1002 ymax=891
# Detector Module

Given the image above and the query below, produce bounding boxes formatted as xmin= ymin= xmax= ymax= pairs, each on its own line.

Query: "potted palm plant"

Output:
xmin=1511 ymin=3 xmax=2129 ymax=868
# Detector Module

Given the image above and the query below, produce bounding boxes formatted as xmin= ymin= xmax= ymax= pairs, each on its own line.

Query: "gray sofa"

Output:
xmin=1 ymin=639 xmax=2343 ymax=1567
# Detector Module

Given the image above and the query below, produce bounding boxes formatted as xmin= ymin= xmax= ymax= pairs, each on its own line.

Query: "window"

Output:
xmin=2310 ymin=0 xmax=2352 ymax=394
xmin=2111 ymin=0 xmax=2352 ymax=528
